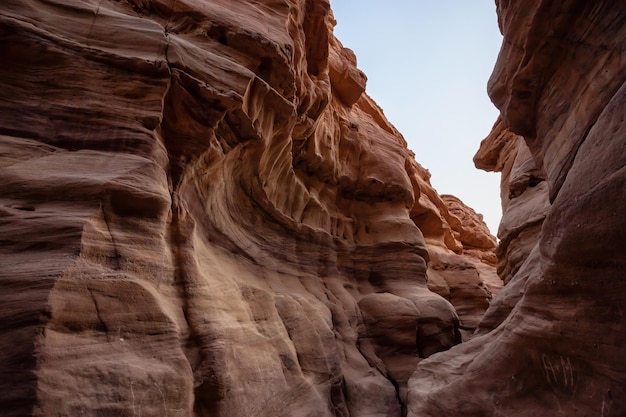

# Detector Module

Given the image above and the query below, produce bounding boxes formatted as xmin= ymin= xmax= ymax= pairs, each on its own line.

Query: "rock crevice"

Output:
xmin=0 ymin=1 xmax=498 ymax=416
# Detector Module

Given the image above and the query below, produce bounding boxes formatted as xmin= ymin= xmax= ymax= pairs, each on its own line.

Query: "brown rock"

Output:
xmin=475 ymin=119 xmax=549 ymax=285
xmin=425 ymin=247 xmax=493 ymax=340
xmin=407 ymin=160 xmax=500 ymax=338
xmin=0 ymin=1 xmax=497 ymax=416
xmin=441 ymin=194 xmax=497 ymax=255
xmin=408 ymin=2 xmax=626 ymax=416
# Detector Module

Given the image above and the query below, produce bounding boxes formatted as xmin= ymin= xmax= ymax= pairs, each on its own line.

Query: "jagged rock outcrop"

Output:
xmin=0 ymin=1 xmax=496 ymax=416
xmin=474 ymin=117 xmax=549 ymax=285
xmin=408 ymin=2 xmax=626 ymax=416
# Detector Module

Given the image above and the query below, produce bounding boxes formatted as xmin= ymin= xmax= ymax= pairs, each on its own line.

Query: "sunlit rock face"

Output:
xmin=0 ymin=1 xmax=496 ymax=416
xmin=408 ymin=1 xmax=626 ymax=416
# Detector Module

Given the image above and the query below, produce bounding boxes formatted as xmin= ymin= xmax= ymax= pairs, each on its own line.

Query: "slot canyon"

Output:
xmin=1 ymin=1 xmax=624 ymax=416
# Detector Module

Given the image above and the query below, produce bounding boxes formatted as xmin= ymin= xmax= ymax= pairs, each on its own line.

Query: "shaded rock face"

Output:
xmin=475 ymin=117 xmax=549 ymax=286
xmin=408 ymin=2 xmax=626 ymax=417
xmin=0 ymin=1 xmax=496 ymax=416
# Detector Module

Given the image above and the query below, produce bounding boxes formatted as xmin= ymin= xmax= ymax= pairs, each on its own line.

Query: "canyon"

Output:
xmin=0 ymin=1 xmax=624 ymax=416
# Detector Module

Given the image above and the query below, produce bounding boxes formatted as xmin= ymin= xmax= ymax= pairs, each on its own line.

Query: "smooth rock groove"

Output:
xmin=0 ymin=1 xmax=497 ymax=416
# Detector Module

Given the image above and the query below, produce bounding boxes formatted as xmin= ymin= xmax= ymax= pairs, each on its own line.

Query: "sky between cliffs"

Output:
xmin=330 ymin=1 xmax=504 ymax=235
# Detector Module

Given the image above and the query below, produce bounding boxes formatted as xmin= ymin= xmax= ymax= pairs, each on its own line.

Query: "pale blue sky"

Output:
xmin=330 ymin=1 xmax=503 ymax=234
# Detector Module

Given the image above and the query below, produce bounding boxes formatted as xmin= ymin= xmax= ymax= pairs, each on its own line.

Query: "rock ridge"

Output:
xmin=0 ymin=1 xmax=497 ymax=416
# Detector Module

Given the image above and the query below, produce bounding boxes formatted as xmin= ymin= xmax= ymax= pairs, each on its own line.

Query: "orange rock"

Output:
xmin=0 ymin=0 xmax=498 ymax=416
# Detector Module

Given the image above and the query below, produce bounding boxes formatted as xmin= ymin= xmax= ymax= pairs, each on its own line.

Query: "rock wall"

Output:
xmin=0 ymin=1 xmax=496 ymax=416
xmin=474 ymin=117 xmax=549 ymax=286
xmin=408 ymin=1 xmax=626 ymax=416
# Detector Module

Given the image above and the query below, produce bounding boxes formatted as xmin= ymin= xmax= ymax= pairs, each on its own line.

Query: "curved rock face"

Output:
xmin=0 ymin=1 xmax=496 ymax=416
xmin=474 ymin=117 xmax=549 ymax=286
xmin=408 ymin=2 xmax=626 ymax=416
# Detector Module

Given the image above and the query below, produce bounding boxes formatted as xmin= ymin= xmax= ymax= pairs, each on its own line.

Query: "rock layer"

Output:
xmin=408 ymin=2 xmax=626 ymax=416
xmin=475 ymin=117 xmax=549 ymax=286
xmin=0 ymin=1 xmax=496 ymax=416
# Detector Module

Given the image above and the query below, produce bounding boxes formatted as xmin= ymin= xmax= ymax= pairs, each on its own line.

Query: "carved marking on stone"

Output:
xmin=540 ymin=354 xmax=576 ymax=391
xmin=130 ymin=380 xmax=139 ymax=417
xmin=154 ymin=382 xmax=167 ymax=417
xmin=601 ymin=390 xmax=613 ymax=417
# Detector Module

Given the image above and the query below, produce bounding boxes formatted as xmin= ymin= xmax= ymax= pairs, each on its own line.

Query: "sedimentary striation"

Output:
xmin=5 ymin=0 xmax=621 ymax=415
xmin=408 ymin=1 xmax=626 ymax=416
xmin=0 ymin=1 xmax=497 ymax=416
xmin=474 ymin=117 xmax=548 ymax=286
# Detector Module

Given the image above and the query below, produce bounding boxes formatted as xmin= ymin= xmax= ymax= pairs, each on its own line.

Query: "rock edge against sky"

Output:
xmin=1 ymin=1 xmax=624 ymax=416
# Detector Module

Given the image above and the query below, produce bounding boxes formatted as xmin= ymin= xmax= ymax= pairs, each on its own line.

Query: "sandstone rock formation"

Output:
xmin=474 ymin=117 xmax=549 ymax=286
xmin=407 ymin=2 xmax=626 ymax=416
xmin=0 ymin=1 xmax=497 ymax=416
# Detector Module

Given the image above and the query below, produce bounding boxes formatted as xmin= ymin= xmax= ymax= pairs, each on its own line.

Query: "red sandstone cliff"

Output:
xmin=408 ymin=2 xmax=626 ymax=416
xmin=0 ymin=1 xmax=496 ymax=416
xmin=4 ymin=1 xmax=622 ymax=416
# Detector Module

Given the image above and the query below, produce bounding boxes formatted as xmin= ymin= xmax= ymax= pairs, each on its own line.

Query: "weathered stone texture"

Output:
xmin=0 ymin=1 xmax=496 ymax=416
xmin=408 ymin=2 xmax=626 ymax=416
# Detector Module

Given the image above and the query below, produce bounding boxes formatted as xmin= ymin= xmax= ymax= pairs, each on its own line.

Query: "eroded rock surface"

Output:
xmin=475 ymin=118 xmax=549 ymax=287
xmin=0 ymin=1 xmax=496 ymax=416
xmin=408 ymin=2 xmax=626 ymax=416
